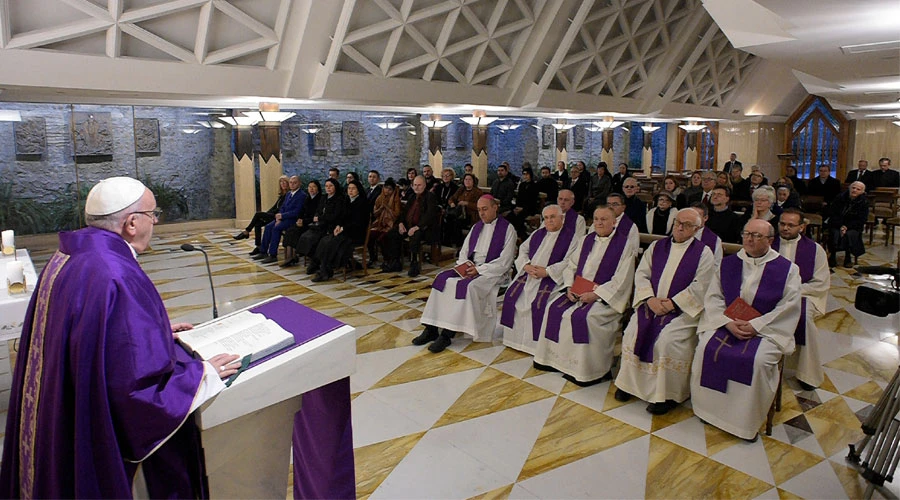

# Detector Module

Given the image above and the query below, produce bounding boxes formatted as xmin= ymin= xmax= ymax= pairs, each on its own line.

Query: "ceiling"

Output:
xmin=0 ymin=0 xmax=896 ymax=122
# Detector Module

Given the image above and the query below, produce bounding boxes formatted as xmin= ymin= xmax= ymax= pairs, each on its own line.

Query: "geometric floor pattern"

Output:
xmin=24 ymin=226 xmax=900 ymax=499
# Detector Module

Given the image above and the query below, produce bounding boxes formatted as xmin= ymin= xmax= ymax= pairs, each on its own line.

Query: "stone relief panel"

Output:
xmin=134 ymin=118 xmax=160 ymax=154
xmin=72 ymin=112 xmax=113 ymax=156
xmin=15 ymin=118 xmax=46 ymax=157
xmin=542 ymin=125 xmax=553 ymax=149
xmin=342 ymin=121 xmax=361 ymax=154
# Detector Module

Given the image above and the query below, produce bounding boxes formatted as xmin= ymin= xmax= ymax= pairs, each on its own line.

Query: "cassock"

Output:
xmin=616 ymin=237 xmax=715 ymax=403
xmin=500 ymin=226 xmax=578 ymax=354
xmin=422 ymin=216 xmax=517 ymax=341
xmin=694 ymin=226 xmax=723 ymax=264
xmin=773 ymin=235 xmax=829 ymax=388
xmin=0 ymin=227 xmax=218 ymax=498
xmin=690 ymin=249 xmax=801 ymax=440
xmin=534 ymin=218 xmax=638 ymax=382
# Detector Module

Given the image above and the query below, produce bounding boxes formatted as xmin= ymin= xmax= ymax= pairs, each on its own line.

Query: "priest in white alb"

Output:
xmin=414 ymin=195 xmax=517 ymax=353
xmin=605 ymin=193 xmax=640 ymax=250
xmin=690 ymin=219 xmax=801 ymax=441
xmin=533 ymin=205 xmax=637 ymax=386
xmin=615 ymin=209 xmax=716 ymax=415
xmin=773 ymin=208 xmax=829 ymax=390
xmin=545 ymin=189 xmax=587 ymax=236
xmin=501 ymin=204 xmax=579 ymax=354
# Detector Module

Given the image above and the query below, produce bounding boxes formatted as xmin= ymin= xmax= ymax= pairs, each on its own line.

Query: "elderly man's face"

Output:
xmin=289 ymin=176 xmax=301 ymax=191
xmin=701 ymin=174 xmax=716 ymax=191
xmin=477 ymin=197 xmax=498 ymax=223
xmin=750 ymin=173 xmax=763 ymax=186
xmin=849 ymin=182 xmax=865 ymax=198
xmin=412 ymin=177 xmax=426 ymax=195
xmin=543 ymin=208 xmax=564 ymax=232
xmin=741 ymin=219 xmax=773 ymax=257
xmin=557 ymin=191 xmax=575 ymax=212
xmin=368 ymin=172 xmax=379 ymax=186
xmin=778 ymin=213 xmax=804 ymax=240
xmin=880 ymin=159 xmax=891 ymax=171
xmin=777 ymin=188 xmax=789 ymax=203
xmin=622 ymin=180 xmax=639 ymax=198
xmin=858 ymin=160 xmax=868 ymax=171
xmin=592 ymin=208 xmax=616 ymax=237
xmin=128 ymin=189 xmax=158 ymax=253
xmin=672 ymin=211 xmax=699 ymax=243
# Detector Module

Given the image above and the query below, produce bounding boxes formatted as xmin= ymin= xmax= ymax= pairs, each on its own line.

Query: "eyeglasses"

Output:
xmin=673 ymin=220 xmax=697 ymax=229
xmin=740 ymin=231 xmax=770 ymax=240
xmin=132 ymin=208 xmax=162 ymax=221
xmin=778 ymin=222 xmax=801 ymax=228
xmin=623 ymin=185 xmax=638 ymax=189
xmin=606 ymin=202 xmax=623 ymax=207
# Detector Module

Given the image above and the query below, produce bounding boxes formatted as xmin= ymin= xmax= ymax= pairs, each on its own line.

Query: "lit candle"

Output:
xmin=6 ymin=261 xmax=25 ymax=293
xmin=1 ymin=230 xmax=13 ymax=255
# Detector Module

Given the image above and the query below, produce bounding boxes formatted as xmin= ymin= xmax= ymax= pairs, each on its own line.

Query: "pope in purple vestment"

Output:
xmin=0 ymin=177 xmax=238 ymax=498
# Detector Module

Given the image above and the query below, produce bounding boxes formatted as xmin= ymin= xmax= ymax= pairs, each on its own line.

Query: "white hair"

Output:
xmin=752 ymin=185 xmax=776 ymax=204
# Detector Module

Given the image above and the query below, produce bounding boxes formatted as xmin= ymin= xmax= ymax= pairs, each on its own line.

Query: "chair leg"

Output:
xmin=766 ymin=359 xmax=784 ymax=436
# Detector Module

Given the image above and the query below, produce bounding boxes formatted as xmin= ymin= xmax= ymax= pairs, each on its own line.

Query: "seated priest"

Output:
xmin=500 ymin=204 xmax=579 ymax=354
xmin=604 ymin=193 xmax=641 ymax=250
xmin=413 ymin=195 xmax=517 ymax=353
xmin=0 ymin=177 xmax=239 ymax=498
xmin=773 ymin=208 xmax=830 ymax=390
xmin=614 ymin=209 xmax=716 ymax=415
xmin=533 ymin=205 xmax=638 ymax=386
xmin=689 ymin=203 xmax=723 ymax=264
xmin=555 ymin=189 xmax=588 ymax=236
xmin=690 ymin=219 xmax=801 ymax=442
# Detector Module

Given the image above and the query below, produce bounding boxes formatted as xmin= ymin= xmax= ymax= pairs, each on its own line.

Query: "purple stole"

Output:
xmin=563 ymin=209 xmax=578 ymax=232
xmin=633 ymin=238 xmax=705 ymax=363
xmin=772 ymin=235 xmax=816 ymax=346
xmin=698 ymin=227 xmax=720 ymax=254
xmin=700 ymin=253 xmax=792 ymax=393
xmin=543 ymin=218 xmax=631 ymax=344
xmin=500 ymin=227 xmax=574 ymax=340
xmin=432 ymin=217 xmax=510 ymax=299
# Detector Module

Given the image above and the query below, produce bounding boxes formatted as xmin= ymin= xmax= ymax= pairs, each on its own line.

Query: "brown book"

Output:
xmin=571 ymin=275 xmax=597 ymax=296
xmin=724 ymin=297 xmax=762 ymax=321
xmin=454 ymin=260 xmax=476 ymax=278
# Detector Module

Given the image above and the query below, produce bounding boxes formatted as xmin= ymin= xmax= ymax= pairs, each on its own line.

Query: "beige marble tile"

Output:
xmin=369 ymin=302 xmax=409 ymax=313
xmin=331 ymin=308 xmax=384 ymax=328
xmin=819 ymin=372 xmax=840 ymax=394
xmin=761 ymin=435 xmax=822 ymax=485
xmin=830 ymin=461 xmax=869 ymax=499
xmin=297 ymin=294 xmax=346 ymax=311
xmin=806 ymin=396 xmax=863 ymax=429
xmin=467 ymin=484 xmax=514 ymax=500
xmin=559 ymin=380 xmax=582 ymax=394
xmin=777 ymin=487 xmax=804 ymax=499
xmin=356 ymin=324 xmax=417 ymax=354
xmin=370 ymin=349 xmax=484 ymax=389
xmin=491 ymin=347 xmax=532 ymax=365
xmin=236 ymin=283 xmax=312 ymax=302
xmin=806 ymin=415 xmax=866 ymax=458
xmin=211 ymin=263 xmax=267 ymax=276
xmin=165 ymin=303 xmax=215 ymax=319
xmin=603 ymin=382 xmax=631 ymax=412
xmin=434 ymin=367 xmax=554 ymax=427
xmin=462 ymin=341 xmax=497 ymax=352
xmin=825 ymin=342 xmax=898 ymax=382
xmin=355 ymin=295 xmax=393 ymax=306
xmin=650 ymin=403 xmax=695 ymax=433
xmin=705 ymin=423 xmax=742 ymax=456
xmin=518 ymin=397 xmax=645 ymax=481
xmin=646 ymin=435 xmax=772 ymax=499
xmin=843 ymin=380 xmax=885 ymax=404
xmin=815 ymin=309 xmax=866 ymax=336
xmin=393 ymin=309 xmax=425 ymax=321
xmin=159 ymin=289 xmax=202 ymax=301
xmin=354 ymin=431 xmax=426 ymax=500
xmin=219 ymin=274 xmax=290 ymax=287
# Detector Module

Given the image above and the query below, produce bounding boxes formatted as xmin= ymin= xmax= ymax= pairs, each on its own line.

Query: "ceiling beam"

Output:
xmin=0 ymin=0 xmax=11 ymax=49
xmin=656 ymin=21 xmax=719 ymax=107
xmin=205 ymin=37 xmax=277 ymax=65
xmin=213 ymin=0 xmax=276 ymax=40
xmin=194 ymin=1 xmax=213 ymax=63
xmin=532 ymin=0 xmax=596 ymax=100
xmin=323 ymin=0 xmax=356 ymax=74
xmin=119 ymin=23 xmax=196 ymax=63
xmin=265 ymin=0 xmax=292 ymax=69
xmin=6 ymin=18 xmax=112 ymax=50
xmin=119 ymin=0 xmax=208 ymax=24
xmin=60 ymin=0 xmax=111 ymax=20
xmin=105 ymin=26 xmax=120 ymax=58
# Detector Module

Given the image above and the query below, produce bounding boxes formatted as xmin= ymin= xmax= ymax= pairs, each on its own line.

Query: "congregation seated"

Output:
xmin=773 ymin=208 xmax=830 ymax=390
xmin=681 ymin=171 xmax=703 ymax=204
xmin=536 ymin=166 xmax=559 ymax=206
xmin=506 ymin=166 xmax=541 ymax=240
xmin=235 ymin=175 xmax=288 ymax=248
xmin=445 ymin=173 xmax=484 ymax=246
xmin=584 ymin=162 xmax=612 ymax=215
xmin=604 ymin=193 xmax=641 ymax=247
xmin=663 ymin=175 xmax=687 ymax=209
xmin=622 ymin=178 xmax=649 ymax=233
xmin=806 ymin=165 xmax=842 ymax=213
xmin=615 ymin=208 xmax=716 ymax=414
xmin=686 ymin=172 xmax=716 ymax=207
xmin=740 ymin=185 xmax=778 ymax=230
xmin=532 ymin=205 xmax=638 ymax=386
xmin=412 ymin=195 xmax=517 ymax=353
xmin=706 ymin=185 xmax=742 ymax=244
xmin=282 ymin=180 xmax=321 ymax=267
xmin=689 ymin=203 xmax=724 ymax=263
xmin=367 ymin=178 xmax=400 ymax=268
xmin=297 ymin=179 xmax=345 ymax=272
xmin=773 ymin=180 xmax=801 ymax=212
xmin=383 ymin=175 xmax=439 ymax=277
xmin=254 ymin=175 xmax=307 ymax=265
xmin=826 ymin=181 xmax=868 ymax=268
xmin=311 ymin=180 xmax=369 ymax=282
xmin=646 ymin=191 xmax=677 ymax=235
xmin=690 ymin=219 xmax=801 ymax=442
xmin=500 ymin=204 xmax=579 ymax=354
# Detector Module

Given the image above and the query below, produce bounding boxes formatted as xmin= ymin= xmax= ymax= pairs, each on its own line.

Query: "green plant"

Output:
xmin=47 ymin=182 xmax=93 ymax=231
xmin=142 ymin=175 xmax=190 ymax=221
xmin=0 ymin=182 xmax=53 ymax=235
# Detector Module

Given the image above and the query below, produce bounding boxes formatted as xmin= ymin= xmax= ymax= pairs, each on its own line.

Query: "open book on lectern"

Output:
xmin=177 ymin=295 xmax=344 ymax=364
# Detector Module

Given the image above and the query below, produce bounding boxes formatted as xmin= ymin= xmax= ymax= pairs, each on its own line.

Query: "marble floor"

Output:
xmin=21 ymin=227 xmax=900 ymax=499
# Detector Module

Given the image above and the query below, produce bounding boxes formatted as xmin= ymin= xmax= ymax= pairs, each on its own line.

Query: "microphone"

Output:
xmin=181 ymin=243 xmax=219 ymax=319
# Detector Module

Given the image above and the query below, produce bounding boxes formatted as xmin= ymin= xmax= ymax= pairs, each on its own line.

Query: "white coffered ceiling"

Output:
xmin=0 ymin=0 xmax=896 ymax=121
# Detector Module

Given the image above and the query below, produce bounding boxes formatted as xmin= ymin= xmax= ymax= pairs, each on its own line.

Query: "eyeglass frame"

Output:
xmin=130 ymin=208 xmax=163 ymax=222
xmin=740 ymin=230 xmax=771 ymax=240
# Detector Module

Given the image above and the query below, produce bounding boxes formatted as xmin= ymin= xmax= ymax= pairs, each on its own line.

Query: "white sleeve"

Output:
xmin=189 ymin=361 xmax=228 ymax=412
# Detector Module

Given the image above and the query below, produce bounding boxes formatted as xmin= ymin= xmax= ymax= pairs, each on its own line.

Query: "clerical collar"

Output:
xmin=484 ymin=217 xmax=497 ymax=226
xmin=125 ymin=241 xmax=138 ymax=260
xmin=781 ymin=235 xmax=799 ymax=243
xmin=594 ymin=232 xmax=612 ymax=242
xmin=739 ymin=248 xmax=775 ymax=265
xmin=671 ymin=237 xmax=691 ymax=247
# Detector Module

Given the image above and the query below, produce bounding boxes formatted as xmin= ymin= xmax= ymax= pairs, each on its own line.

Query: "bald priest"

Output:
xmin=0 ymin=177 xmax=239 ymax=498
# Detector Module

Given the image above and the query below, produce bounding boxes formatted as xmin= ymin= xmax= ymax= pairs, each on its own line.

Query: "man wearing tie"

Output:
xmin=723 ymin=152 xmax=742 ymax=175
xmin=259 ymin=176 xmax=307 ymax=264
xmin=688 ymin=172 xmax=716 ymax=207
xmin=845 ymin=159 xmax=873 ymax=191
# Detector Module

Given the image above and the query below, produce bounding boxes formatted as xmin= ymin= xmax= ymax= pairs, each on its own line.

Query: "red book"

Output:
xmin=724 ymin=297 xmax=762 ymax=321
xmin=571 ymin=275 xmax=597 ymax=296
xmin=454 ymin=260 xmax=476 ymax=278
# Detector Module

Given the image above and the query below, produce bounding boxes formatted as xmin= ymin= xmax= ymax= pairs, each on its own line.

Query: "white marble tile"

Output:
xmin=459 ymin=345 xmax=506 ymax=366
xmin=350 ymin=345 xmax=422 ymax=393
xmin=560 ymin=381 xmax=613 ymax=414
xmin=366 ymin=367 xmax=486 ymax=429
xmin=516 ymin=434 xmax=650 ymax=500
xmin=778 ymin=458 xmax=849 ymax=499
xmin=425 ymin=397 xmax=556 ymax=481
xmin=753 ymin=487 xmax=780 ymax=500
xmin=523 ymin=372 xmax=568 ymax=395
xmin=351 ymin=392 xmax=427 ymax=448
xmin=711 ymin=437 xmax=775 ymax=485
xmin=604 ymin=400 xmax=653 ymax=432
xmin=823 ymin=367 xmax=875 ymax=394
xmin=508 ymin=484 xmax=540 ymax=499
xmin=842 ymin=395 xmax=873 ymax=413
xmin=492 ymin=357 xmax=534 ymax=379
xmin=652 ymin=416 xmax=708 ymax=456
xmin=816 ymin=329 xmax=878 ymax=365
xmin=792 ymin=432 xmax=827 ymax=458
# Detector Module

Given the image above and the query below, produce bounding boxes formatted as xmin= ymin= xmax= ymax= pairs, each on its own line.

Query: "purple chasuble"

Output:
xmin=432 ymin=217 xmax=510 ymax=299
xmin=772 ymin=235 xmax=817 ymax=346
xmin=699 ymin=253 xmax=792 ymax=393
xmin=0 ymin=227 xmax=206 ymax=499
xmin=543 ymin=221 xmax=630 ymax=344
xmin=500 ymin=227 xmax=574 ymax=340
xmin=698 ymin=227 xmax=720 ymax=253
xmin=633 ymin=238 xmax=705 ymax=363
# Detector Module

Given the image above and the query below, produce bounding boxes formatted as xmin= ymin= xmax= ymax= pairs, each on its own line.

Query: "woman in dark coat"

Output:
xmin=282 ymin=180 xmax=321 ymax=267
xmin=827 ymin=181 xmax=869 ymax=268
xmin=314 ymin=180 xmax=370 ymax=281
xmin=306 ymin=178 xmax=350 ymax=279
xmin=610 ymin=162 xmax=631 ymax=194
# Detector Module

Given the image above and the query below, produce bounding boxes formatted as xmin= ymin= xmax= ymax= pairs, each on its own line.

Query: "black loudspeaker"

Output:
xmin=855 ymin=285 xmax=900 ymax=317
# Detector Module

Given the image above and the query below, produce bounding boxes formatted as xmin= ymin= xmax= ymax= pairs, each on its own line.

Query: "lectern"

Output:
xmin=195 ymin=297 xmax=356 ymax=498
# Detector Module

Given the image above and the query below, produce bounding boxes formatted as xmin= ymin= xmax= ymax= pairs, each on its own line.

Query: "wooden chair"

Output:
xmin=765 ymin=358 xmax=785 ymax=436
xmin=342 ymin=225 xmax=370 ymax=281
xmin=801 ymin=195 xmax=825 ymax=215
xmin=804 ymin=213 xmax=824 ymax=243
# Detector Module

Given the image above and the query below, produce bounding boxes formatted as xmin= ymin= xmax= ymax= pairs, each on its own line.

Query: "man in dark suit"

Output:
xmin=845 ymin=159 xmax=874 ymax=191
xmin=873 ymin=157 xmax=899 ymax=188
xmin=730 ymin=164 xmax=751 ymax=201
xmin=807 ymin=164 xmax=842 ymax=213
xmin=551 ymin=160 xmax=570 ymax=189
xmin=785 ymin=165 xmax=807 ymax=196
xmin=366 ymin=170 xmax=383 ymax=206
xmin=687 ymin=171 xmax=717 ymax=206
xmin=705 ymin=185 xmax=742 ymax=243
xmin=622 ymin=177 xmax=648 ymax=233
xmin=393 ymin=175 xmax=439 ymax=277
xmin=259 ymin=175 xmax=307 ymax=264
xmin=722 ymin=152 xmax=742 ymax=175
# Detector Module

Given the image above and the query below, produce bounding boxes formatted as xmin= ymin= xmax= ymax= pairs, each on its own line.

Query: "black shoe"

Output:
xmin=279 ymin=258 xmax=298 ymax=268
xmin=614 ymin=389 xmax=632 ymax=402
xmin=828 ymin=255 xmax=837 ymax=268
xmin=843 ymin=258 xmax=853 ymax=269
xmin=252 ymin=253 xmax=266 ymax=260
xmin=412 ymin=326 xmax=439 ymax=345
xmin=311 ymin=272 xmax=330 ymax=283
xmin=533 ymin=361 xmax=559 ymax=372
xmin=306 ymin=263 xmax=320 ymax=275
xmin=428 ymin=334 xmax=452 ymax=353
xmin=234 ymin=231 xmax=249 ymax=240
xmin=797 ymin=380 xmax=817 ymax=391
xmin=261 ymin=255 xmax=278 ymax=264
xmin=249 ymin=247 xmax=262 ymax=256
xmin=744 ymin=433 xmax=759 ymax=443
xmin=408 ymin=261 xmax=420 ymax=278
xmin=646 ymin=400 xmax=677 ymax=415
xmin=441 ymin=329 xmax=458 ymax=338
xmin=562 ymin=370 xmax=612 ymax=387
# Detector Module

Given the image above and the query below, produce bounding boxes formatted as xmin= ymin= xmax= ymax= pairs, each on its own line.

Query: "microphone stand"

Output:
xmin=181 ymin=243 xmax=219 ymax=319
